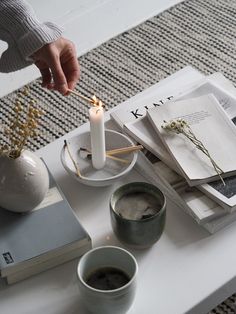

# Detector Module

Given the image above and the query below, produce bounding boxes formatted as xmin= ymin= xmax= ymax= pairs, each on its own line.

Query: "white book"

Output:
xmin=6 ymin=243 xmax=91 ymax=284
xmin=0 ymin=164 xmax=91 ymax=279
xmin=147 ymin=94 xmax=236 ymax=186
xmin=202 ymin=209 xmax=236 ymax=234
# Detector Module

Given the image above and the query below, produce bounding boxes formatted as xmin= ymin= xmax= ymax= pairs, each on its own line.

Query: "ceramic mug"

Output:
xmin=76 ymin=246 xmax=138 ymax=314
xmin=110 ymin=182 xmax=166 ymax=249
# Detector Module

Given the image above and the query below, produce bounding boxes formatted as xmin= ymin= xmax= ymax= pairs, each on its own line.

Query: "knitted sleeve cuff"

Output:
xmin=0 ymin=0 xmax=63 ymax=71
xmin=18 ymin=20 xmax=63 ymax=60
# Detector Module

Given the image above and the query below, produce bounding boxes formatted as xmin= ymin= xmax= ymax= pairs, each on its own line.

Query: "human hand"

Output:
xmin=32 ymin=37 xmax=80 ymax=95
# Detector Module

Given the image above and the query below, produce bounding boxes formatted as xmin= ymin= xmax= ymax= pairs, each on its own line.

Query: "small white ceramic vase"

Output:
xmin=0 ymin=150 xmax=49 ymax=213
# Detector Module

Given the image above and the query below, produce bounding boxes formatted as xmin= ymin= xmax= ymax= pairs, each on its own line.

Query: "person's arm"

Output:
xmin=0 ymin=0 xmax=79 ymax=94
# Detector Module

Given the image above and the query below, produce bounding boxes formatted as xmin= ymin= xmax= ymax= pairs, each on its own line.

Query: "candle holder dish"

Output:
xmin=61 ymin=129 xmax=138 ymax=187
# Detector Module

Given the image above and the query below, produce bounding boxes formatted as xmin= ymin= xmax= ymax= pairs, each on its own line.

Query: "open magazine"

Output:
xmin=110 ymin=67 xmax=236 ymax=233
xmin=147 ymin=94 xmax=236 ymax=186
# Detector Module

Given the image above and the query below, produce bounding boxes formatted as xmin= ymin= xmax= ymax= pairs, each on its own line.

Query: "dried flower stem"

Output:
xmin=0 ymin=86 xmax=45 ymax=159
xmin=162 ymin=119 xmax=225 ymax=185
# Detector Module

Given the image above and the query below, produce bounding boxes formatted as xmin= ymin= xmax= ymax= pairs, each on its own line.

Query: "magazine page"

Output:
xmin=110 ymin=66 xmax=205 ymax=129
xmin=199 ymin=178 xmax=236 ymax=212
xmin=147 ymin=94 xmax=236 ymax=186
xmin=176 ymin=79 xmax=236 ymax=121
xmin=124 ymin=116 xmax=175 ymax=169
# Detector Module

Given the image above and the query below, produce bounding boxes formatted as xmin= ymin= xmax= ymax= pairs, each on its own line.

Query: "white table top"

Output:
xmin=1 ymin=68 xmax=236 ymax=314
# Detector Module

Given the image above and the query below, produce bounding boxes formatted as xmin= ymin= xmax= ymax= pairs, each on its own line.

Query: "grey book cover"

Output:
xmin=0 ymin=163 xmax=91 ymax=277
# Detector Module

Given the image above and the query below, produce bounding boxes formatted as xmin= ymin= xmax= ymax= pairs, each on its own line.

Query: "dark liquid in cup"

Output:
xmin=85 ymin=267 xmax=130 ymax=290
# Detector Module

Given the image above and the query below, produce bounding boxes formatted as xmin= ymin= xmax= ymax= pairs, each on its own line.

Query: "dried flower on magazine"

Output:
xmin=162 ymin=118 xmax=225 ymax=185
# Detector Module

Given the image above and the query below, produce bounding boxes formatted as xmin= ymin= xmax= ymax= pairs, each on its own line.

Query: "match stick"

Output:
xmin=106 ymin=154 xmax=130 ymax=164
xmin=79 ymin=147 xmax=130 ymax=164
xmin=106 ymin=145 xmax=143 ymax=156
xmin=64 ymin=140 xmax=83 ymax=178
xmin=80 ymin=145 xmax=143 ymax=157
xmin=68 ymin=89 xmax=94 ymax=104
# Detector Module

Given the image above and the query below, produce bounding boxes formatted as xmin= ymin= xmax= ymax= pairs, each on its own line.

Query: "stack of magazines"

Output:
xmin=110 ymin=66 xmax=236 ymax=233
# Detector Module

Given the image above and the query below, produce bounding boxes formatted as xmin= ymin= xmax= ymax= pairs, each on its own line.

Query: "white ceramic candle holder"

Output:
xmin=61 ymin=129 xmax=138 ymax=187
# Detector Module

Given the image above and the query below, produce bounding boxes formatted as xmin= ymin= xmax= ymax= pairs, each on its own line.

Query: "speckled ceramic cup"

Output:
xmin=110 ymin=182 xmax=166 ymax=249
xmin=77 ymin=246 xmax=138 ymax=314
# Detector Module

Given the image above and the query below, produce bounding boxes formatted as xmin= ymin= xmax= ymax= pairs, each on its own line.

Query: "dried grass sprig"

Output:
xmin=0 ymin=86 xmax=45 ymax=159
xmin=162 ymin=119 xmax=225 ymax=185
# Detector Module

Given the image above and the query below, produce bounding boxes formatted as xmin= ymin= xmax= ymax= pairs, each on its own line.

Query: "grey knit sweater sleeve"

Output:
xmin=0 ymin=0 xmax=62 ymax=72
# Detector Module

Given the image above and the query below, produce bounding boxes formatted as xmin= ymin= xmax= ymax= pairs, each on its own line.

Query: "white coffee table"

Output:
xmin=1 ymin=68 xmax=236 ymax=314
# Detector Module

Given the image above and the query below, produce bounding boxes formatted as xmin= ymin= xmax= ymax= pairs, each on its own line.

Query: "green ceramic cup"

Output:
xmin=110 ymin=182 xmax=166 ymax=249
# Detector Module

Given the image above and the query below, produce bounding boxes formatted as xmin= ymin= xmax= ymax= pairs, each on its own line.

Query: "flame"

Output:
xmin=91 ymin=95 xmax=99 ymax=107
xmin=91 ymin=95 xmax=104 ymax=108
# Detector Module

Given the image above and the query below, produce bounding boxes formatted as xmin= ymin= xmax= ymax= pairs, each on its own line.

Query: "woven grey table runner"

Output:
xmin=1 ymin=0 xmax=236 ymax=312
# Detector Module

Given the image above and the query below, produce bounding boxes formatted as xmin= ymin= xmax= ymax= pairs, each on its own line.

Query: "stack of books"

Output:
xmin=0 ymin=164 xmax=91 ymax=284
xmin=110 ymin=66 xmax=236 ymax=233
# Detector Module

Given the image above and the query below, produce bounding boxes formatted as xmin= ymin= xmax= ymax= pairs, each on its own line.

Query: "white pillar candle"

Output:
xmin=89 ymin=106 xmax=106 ymax=169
